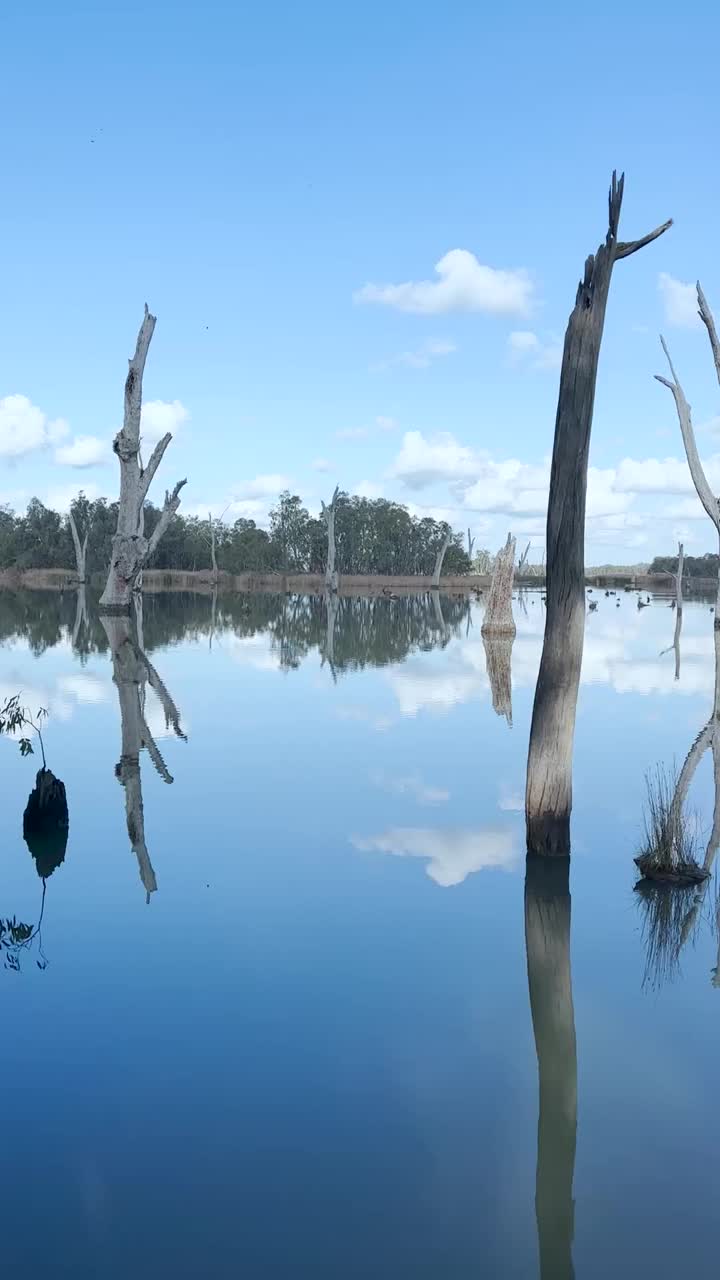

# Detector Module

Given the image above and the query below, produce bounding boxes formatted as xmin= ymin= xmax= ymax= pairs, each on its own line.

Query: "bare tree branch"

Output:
xmin=656 ymin=337 xmax=720 ymax=530
xmin=138 ymin=433 xmax=173 ymax=504
xmin=697 ymin=282 xmax=720 ymax=388
xmin=615 ymin=218 xmax=673 ymax=260
xmin=146 ymin=479 xmax=187 ymax=561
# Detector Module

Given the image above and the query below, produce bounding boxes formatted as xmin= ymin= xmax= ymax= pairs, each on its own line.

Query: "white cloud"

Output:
xmin=0 ymin=395 xmax=69 ymax=458
xmin=390 ymin=430 xmax=481 ymax=489
xmin=507 ymin=330 xmax=562 ymax=371
xmin=375 ymin=416 xmax=399 ymax=431
xmin=140 ymin=399 xmax=189 ymax=446
xmin=45 ymin=482 xmax=102 ymax=512
xmin=614 ymin=455 xmax=720 ymax=495
xmin=354 ymin=249 xmax=533 ymax=316
xmin=376 ymin=339 xmax=457 ymax=371
xmin=351 ymin=825 xmax=519 ymax=886
xmin=658 ymin=273 xmax=700 ymax=329
xmin=352 ymin=479 xmax=385 ymax=500
xmin=371 ymin=773 xmax=449 ymax=806
xmin=55 ymin=435 xmax=109 ymax=468
xmin=336 ymin=426 xmax=369 ymax=441
xmin=236 ymin=473 xmax=291 ymax=499
xmin=312 ymin=457 xmax=332 ymax=472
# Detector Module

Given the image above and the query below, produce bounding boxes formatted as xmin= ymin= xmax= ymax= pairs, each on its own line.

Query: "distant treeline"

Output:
xmin=649 ymin=553 xmax=719 ymax=579
xmin=0 ymin=491 xmax=471 ymax=577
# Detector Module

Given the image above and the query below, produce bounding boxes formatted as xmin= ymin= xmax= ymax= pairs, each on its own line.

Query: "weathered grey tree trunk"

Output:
xmin=431 ymin=528 xmax=452 ymax=589
xmin=660 ymin=543 xmax=684 ymax=680
xmin=99 ymin=307 xmax=186 ymax=611
xmin=526 ymin=174 xmax=671 ymax=855
xmin=467 ymin=528 xmax=475 ymax=561
xmin=483 ymin=634 xmax=514 ymax=726
xmin=675 ymin=540 xmax=684 ymax=612
xmin=209 ymin=512 xmax=218 ymax=582
xmin=518 ymin=541 xmax=531 ymax=575
xmin=525 ymin=854 xmax=577 ymax=1280
xmin=321 ymin=486 xmax=340 ymax=593
xmin=102 ymin=610 xmax=186 ymax=900
xmin=656 ymin=291 xmax=720 ymax=618
xmin=68 ymin=509 xmax=89 ymax=583
xmin=481 ymin=534 xmax=516 ymax=635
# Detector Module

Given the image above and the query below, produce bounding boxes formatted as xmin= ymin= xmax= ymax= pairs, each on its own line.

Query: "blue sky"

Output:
xmin=2 ymin=0 xmax=720 ymax=563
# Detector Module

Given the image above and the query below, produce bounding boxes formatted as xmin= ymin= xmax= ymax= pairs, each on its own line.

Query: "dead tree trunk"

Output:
xmin=526 ymin=174 xmax=671 ymax=855
xmin=432 ymin=528 xmax=452 ymax=589
xmin=656 ymin=290 xmax=720 ymax=618
xmin=481 ymin=534 xmax=516 ymax=635
xmin=101 ymin=610 xmax=185 ymax=900
xmin=321 ymin=486 xmax=339 ymax=593
xmin=525 ymin=855 xmax=577 ymax=1280
xmin=518 ymin=541 xmax=531 ymax=575
xmin=209 ymin=512 xmax=218 ymax=582
xmin=99 ymin=306 xmax=186 ymax=612
xmin=68 ymin=509 xmax=89 ymax=583
xmin=322 ymin=590 xmax=340 ymax=679
xmin=467 ymin=528 xmax=475 ymax=561
xmin=676 ymin=540 xmax=684 ymax=612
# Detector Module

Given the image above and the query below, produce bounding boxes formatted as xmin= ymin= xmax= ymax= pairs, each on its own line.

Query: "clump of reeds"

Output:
xmin=634 ymin=764 xmax=708 ymax=885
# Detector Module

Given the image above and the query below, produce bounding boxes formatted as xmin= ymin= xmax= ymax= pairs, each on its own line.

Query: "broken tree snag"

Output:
xmin=656 ymin=287 xmax=720 ymax=619
xmin=99 ymin=306 xmax=187 ymax=612
xmin=526 ymin=174 xmax=671 ymax=856
xmin=209 ymin=512 xmax=218 ymax=582
xmin=483 ymin=633 xmax=514 ymax=726
xmin=321 ymin=486 xmax=339 ymax=593
xmin=68 ymin=508 xmax=89 ymax=583
xmin=525 ymin=854 xmax=577 ymax=1280
xmin=481 ymin=534 xmax=516 ymax=635
xmin=432 ymin=528 xmax=452 ymax=589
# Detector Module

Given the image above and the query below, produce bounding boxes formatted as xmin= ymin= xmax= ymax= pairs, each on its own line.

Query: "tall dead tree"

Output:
xmin=525 ymin=855 xmax=577 ymax=1280
xmin=321 ymin=486 xmax=339 ymax=593
xmin=656 ymin=288 xmax=720 ymax=616
xmin=68 ymin=508 xmax=89 ymax=583
xmin=517 ymin=541 xmax=531 ymax=575
xmin=660 ymin=541 xmax=683 ymax=680
xmin=467 ymin=528 xmax=475 ymax=561
xmin=481 ymin=533 xmax=516 ymax=635
xmin=102 ymin=609 xmax=186 ymax=900
xmin=431 ymin=528 xmax=452 ymax=589
xmin=99 ymin=306 xmax=186 ymax=611
xmin=208 ymin=512 xmax=219 ymax=582
xmin=526 ymin=174 xmax=671 ymax=855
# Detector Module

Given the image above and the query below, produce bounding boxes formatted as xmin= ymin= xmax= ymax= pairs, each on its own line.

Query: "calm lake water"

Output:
xmin=1 ymin=586 xmax=719 ymax=1278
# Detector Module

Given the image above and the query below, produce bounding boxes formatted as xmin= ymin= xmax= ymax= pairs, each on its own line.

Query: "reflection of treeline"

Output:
xmin=0 ymin=490 xmax=471 ymax=577
xmin=650 ymin=552 xmax=719 ymax=578
xmin=0 ymin=588 xmax=470 ymax=669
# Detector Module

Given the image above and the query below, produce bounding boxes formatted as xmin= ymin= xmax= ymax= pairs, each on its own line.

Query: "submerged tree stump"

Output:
xmin=526 ymin=174 xmax=671 ymax=856
xmin=481 ymin=534 xmax=516 ymax=636
xmin=23 ymin=769 xmax=69 ymax=880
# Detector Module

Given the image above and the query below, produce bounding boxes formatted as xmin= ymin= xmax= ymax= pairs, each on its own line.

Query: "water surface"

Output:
xmin=1 ymin=587 xmax=718 ymax=1278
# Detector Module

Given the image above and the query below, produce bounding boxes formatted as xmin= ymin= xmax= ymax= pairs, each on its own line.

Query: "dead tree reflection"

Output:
xmin=102 ymin=608 xmax=186 ymax=901
xmin=483 ymin=633 xmax=514 ymax=727
xmin=525 ymin=855 xmax=577 ymax=1280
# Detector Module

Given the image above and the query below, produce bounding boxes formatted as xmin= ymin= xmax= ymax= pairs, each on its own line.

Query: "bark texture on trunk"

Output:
xmin=99 ymin=307 xmax=186 ymax=611
xmin=481 ymin=534 xmax=516 ymax=635
xmin=321 ymin=486 xmax=339 ymax=593
xmin=483 ymin=634 xmax=514 ymax=726
xmin=526 ymin=175 xmax=671 ymax=855
xmin=525 ymin=854 xmax=577 ymax=1280
xmin=431 ymin=529 xmax=452 ymax=589
xmin=102 ymin=610 xmax=185 ymax=900
xmin=209 ymin=512 xmax=218 ymax=582
xmin=68 ymin=509 xmax=89 ymax=583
